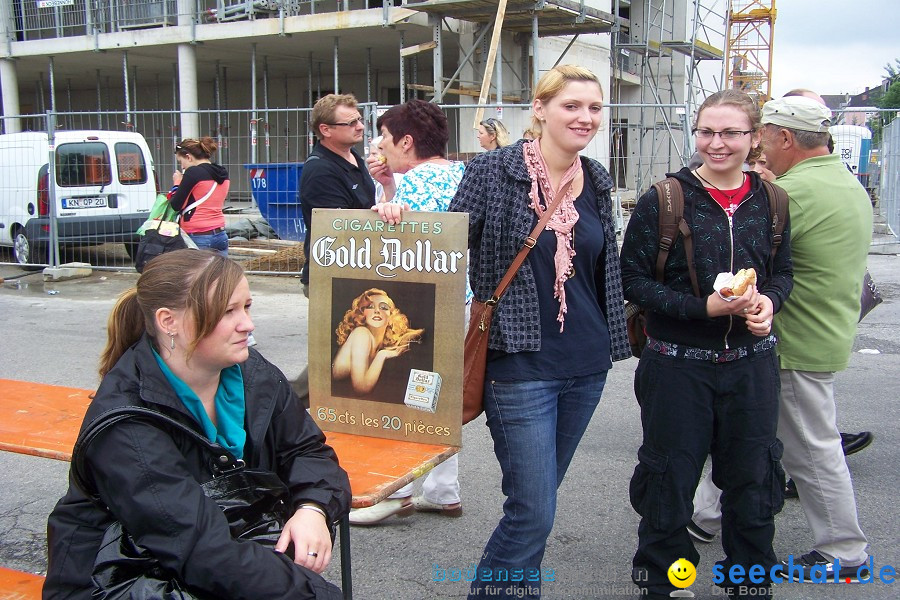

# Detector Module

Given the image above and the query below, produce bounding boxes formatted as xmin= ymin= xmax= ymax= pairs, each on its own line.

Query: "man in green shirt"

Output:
xmin=760 ymin=95 xmax=872 ymax=583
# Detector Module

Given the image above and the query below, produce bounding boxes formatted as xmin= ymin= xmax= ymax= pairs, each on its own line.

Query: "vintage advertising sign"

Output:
xmin=308 ymin=208 xmax=468 ymax=447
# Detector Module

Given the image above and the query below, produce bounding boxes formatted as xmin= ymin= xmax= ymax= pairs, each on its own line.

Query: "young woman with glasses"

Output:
xmin=620 ymin=89 xmax=794 ymax=599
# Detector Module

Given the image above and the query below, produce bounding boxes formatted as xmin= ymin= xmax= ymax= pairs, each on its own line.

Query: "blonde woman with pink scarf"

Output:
xmin=447 ymin=65 xmax=630 ymax=600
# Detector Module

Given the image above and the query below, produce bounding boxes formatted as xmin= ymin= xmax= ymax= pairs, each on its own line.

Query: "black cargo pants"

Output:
xmin=629 ymin=347 xmax=784 ymax=597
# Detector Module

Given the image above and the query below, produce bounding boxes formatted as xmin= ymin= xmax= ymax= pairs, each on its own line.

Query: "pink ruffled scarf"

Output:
xmin=522 ymin=139 xmax=581 ymax=332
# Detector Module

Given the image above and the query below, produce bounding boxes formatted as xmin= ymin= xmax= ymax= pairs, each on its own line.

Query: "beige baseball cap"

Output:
xmin=761 ymin=96 xmax=832 ymax=132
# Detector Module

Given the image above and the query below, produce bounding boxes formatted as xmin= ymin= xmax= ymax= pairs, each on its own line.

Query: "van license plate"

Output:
xmin=63 ymin=197 xmax=108 ymax=209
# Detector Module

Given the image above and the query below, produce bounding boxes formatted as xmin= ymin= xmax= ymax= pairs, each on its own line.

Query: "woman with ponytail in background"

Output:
xmin=170 ymin=137 xmax=231 ymax=255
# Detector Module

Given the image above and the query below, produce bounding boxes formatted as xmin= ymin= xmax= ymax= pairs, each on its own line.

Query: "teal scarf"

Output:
xmin=152 ymin=349 xmax=246 ymax=459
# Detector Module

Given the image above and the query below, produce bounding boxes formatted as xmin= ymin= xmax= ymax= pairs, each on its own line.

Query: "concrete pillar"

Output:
xmin=177 ymin=44 xmax=200 ymax=138
xmin=431 ymin=15 xmax=442 ymax=103
xmin=176 ymin=0 xmax=199 ymax=138
xmin=0 ymin=59 xmax=21 ymax=133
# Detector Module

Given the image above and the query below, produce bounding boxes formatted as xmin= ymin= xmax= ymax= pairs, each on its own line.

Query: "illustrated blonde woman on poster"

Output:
xmin=332 ymin=288 xmax=424 ymax=395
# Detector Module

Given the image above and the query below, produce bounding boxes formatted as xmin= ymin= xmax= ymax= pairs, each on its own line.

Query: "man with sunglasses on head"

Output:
xmin=300 ymin=94 xmax=376 ymax=298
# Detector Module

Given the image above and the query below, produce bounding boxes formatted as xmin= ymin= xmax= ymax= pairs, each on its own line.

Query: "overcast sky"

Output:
xmin=769 ymin=0 xmax=900 ymax=96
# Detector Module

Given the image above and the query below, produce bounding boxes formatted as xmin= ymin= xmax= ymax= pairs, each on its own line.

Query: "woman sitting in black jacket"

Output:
xmin=44 ymin=249 xmax=351 ymax=600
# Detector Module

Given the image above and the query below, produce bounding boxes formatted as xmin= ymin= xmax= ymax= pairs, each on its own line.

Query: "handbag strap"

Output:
xmin=486 ymin=178 xmax=575 ymax=305
xmin=72 ymin=406 xmax=238 ymax=503
xmin=182 ymin=181 xmax=218 ymax=216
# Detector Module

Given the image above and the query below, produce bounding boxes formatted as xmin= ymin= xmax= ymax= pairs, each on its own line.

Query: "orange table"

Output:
xmin=0 ymin=566 xmax=44 ymax=600
xmin=0 ymin=380 xmax=91 ymax=461
xmin=0 ymin=379 xmax=458 ymax=600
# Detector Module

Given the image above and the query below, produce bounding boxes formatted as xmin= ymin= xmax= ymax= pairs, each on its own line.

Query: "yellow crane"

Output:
xmin=725 ymin=0 xmax=777 ymax=102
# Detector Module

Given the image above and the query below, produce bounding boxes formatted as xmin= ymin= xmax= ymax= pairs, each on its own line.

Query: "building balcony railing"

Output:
xmin=4 ymin=0 xmax=392 ymax=42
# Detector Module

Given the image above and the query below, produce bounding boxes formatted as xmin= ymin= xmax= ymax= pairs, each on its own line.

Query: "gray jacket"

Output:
xmin=449 ymin=140 xmax=630 ymax=361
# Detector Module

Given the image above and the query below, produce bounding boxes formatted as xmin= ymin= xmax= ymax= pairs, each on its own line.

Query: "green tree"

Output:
xmin=884 ymin=59 xmax=900 ymax=82
xmin=877 ymin=80 xmax=900 ymax=126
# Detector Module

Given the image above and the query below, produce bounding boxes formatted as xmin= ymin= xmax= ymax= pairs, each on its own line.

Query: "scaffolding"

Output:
xmin=610 ymin=0 xmax=726 ymax=194
xmin=1 ymin=0 xmax=726 ymax=193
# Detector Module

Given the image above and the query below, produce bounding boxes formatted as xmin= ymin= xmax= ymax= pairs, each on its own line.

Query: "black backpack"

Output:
xmin=625 ymin=176 xmax=789 ymax=358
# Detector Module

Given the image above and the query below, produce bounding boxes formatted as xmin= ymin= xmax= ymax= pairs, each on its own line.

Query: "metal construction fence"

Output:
xmin=0 ymin=103 xmax=626 ymax=274
xmin=2 ymin=103 xmax=894 ymax=273
xmin=879 ymin=116 xmax=900 ymax=241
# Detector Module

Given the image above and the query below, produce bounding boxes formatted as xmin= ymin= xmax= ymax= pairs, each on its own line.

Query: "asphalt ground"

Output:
xmin=0 ymin=249 xmax=898 ymax=599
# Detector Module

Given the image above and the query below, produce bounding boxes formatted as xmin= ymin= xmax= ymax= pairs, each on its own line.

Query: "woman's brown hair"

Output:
xmin=376 ymin=99 xmax=449 ymax=160
xmin=175 ymin=137 xmax=218 ymax=160
xmin=99 ymin=250 xmax=245 ymax=377
xmin=694 ymin=89 xmax=763 ymax=163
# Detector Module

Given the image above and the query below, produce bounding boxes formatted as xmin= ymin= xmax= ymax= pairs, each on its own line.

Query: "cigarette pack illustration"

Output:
xmin=404 ymin=369 xmax=442 ymax=413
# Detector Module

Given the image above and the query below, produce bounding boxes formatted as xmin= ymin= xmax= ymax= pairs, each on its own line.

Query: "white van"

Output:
xmin=0 ymin=130 xmax=158 ymax=265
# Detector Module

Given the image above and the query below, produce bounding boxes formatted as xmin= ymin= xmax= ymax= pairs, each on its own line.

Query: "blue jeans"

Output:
xmin=468 ymin=372 xmax=608 ymax=600
xmin=188 ymin=230 xmax=228 ymax=256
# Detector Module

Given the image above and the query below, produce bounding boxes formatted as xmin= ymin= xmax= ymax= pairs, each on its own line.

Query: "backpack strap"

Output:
xmin=652 ymin=178 xmax=700 ymax=297
xmin=762 ymin=180 xmax=789 ymax=258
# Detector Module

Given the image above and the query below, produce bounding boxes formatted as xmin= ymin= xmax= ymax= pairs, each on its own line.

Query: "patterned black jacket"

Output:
xmin=620 ymin=167 xmax=793 ymax=350
xmin=449 ymin=140 xmax=631 ymax=361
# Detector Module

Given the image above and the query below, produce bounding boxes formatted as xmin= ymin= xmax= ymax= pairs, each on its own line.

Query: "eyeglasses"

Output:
xmin=327 ymin=116 xmax=365 ymax=128
xmin=693 ymin=129 xmax=753 ymax=140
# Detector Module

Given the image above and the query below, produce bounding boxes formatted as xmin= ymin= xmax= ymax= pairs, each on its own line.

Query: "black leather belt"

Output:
xmin=645 ymin=335 xmax=777 ymax=363
xmin=191 ymin=227 xmax=225 ymax=235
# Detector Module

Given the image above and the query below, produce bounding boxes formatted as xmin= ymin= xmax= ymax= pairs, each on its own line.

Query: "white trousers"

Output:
xmin=693 ymin=369 xmax=868 ymax=564
xmin=389 ymin=455 xmax=460 ymax=503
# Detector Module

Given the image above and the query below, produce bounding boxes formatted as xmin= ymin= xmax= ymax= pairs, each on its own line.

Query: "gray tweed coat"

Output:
xmin=449 ymin=140 xmax=630 ymax=362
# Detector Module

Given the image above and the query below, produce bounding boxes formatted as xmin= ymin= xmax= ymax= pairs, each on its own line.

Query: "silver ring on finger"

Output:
xmin=307 ymin=551 xmax=318 ymax=557
xmin=742 ymin=307 xmax=749 ymax=314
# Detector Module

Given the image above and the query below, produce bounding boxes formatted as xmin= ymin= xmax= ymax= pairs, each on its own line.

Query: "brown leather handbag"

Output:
xmin=462 ymin=180 xmax=574 ymax=424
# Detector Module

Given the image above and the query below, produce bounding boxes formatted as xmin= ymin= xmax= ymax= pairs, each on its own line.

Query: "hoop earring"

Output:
xmin=168 ymin=331 xmax=176 ymax=350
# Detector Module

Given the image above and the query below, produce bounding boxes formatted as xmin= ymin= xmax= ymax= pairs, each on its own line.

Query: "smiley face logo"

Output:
xmin=667 ymin=558 xmax=696 ymax=588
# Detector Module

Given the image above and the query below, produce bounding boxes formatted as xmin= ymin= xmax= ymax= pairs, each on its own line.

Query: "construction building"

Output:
xmin=0 ymin=0 xmax=728 ymax=193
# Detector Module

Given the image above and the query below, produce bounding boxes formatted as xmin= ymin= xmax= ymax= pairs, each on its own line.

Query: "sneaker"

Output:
xmin=779 ymin=550 xmax=870 ymax=583
xmin=411 ymin=496 xmax=463 ymax=517
xmin=686 ymin=520 xmax=716 ymax=543
xmin=784 ymin=478 xmax=798 ymax=499
xmin=841 ymin=431 xmax=874 ymax=455
xmin=347 ymin=498 xmax=414 ymax=525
